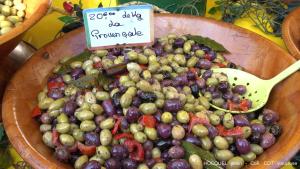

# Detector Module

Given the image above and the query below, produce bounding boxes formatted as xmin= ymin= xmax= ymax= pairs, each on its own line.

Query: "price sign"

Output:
xmin=83 ymin=5 xmax=154 ymax=49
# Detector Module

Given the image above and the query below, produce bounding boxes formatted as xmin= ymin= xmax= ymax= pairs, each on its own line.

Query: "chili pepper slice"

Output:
xmin=204 ymin=54 xmax=212 ymax=61
xmin=124 ymin=139 xmax=144 ymax=161
xmin=93 ymin=62 xmax=102 ymax=69
xmin=216 ymin=62 xmax=226 ymax=68
xmin=139 ymin=115 xmax=156 ymax=128
xmin=188 ymin=113 xmax=209 ymax=133
xmin=32 ymin=106 xmax=41 ymax=118
xmin=114 ymin=133 xmax=134 ymax=140
xmin=239 ymin=99 xmax=250 ymax=111
xmin=139 ymin=64 xmax=148 ymax=70
xmin=52 ymin=129 xmax=61 ymax=147
xmin=77 ymin=142 xmax=96 ymax=156
xmin=111 ymin=116 xmax=123 ymax=135
xmin=47 ymin=81 xmax=65 ymax=90
xmin=228 ymin=100 xmax=239 ymax=111
xmin=216 ymin=125 xmax=243 ymax=137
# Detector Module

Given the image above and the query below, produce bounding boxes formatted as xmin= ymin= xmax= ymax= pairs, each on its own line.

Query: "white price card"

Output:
xmin=83 ymin=5 xmax=154 ymax=49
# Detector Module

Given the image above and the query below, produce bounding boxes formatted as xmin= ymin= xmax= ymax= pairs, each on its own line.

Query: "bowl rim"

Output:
xmin=282 ymin=7 xmax=300 ymax=59
xmin=0 ymin=0 xmax=50 ymax=45
xmin=3 ymin=13 xmax=300 ymax=169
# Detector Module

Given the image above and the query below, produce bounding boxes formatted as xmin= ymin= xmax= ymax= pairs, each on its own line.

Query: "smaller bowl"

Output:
xmin=282 ymin=7 xmax=300 ymax=59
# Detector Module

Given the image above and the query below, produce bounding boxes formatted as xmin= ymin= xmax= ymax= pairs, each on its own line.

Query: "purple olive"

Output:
xmin=111 ymin=48 xmax=122 ymax=56
xmin=154 ymin=46 xmax=164 ymax=56
xmin=235 ymin=138 xmax=251 ymax=154
xmin=234 ymin=115 xmax=250 ymax=126
xmin=167 ymin=159 xmax=191 ymax=169
xmin=172 ymin=139 xmax=181 ymax=146
xmin=223 ymin=91 xmax=233 ymax=100
xmin=83 ymin=160 xmax=102 ymax=169
xmin=168 ymin=146 xmax=185 ymax=159
xmin=174 ymin=74 xmax=188 ymax=86
xmin=251 ymin=123 xmax=266 ymax=134
xmin=55 ymin=146 xmax=70 ymax=162
xmin=207 ymin=51 xmax=217 ymax=60
xmin=63 ymin=101 xmax=77 ymax=116
xmin=71 ymin=68 xmax=84 ymax=80
xmin=105 ymin=158 xmax=121 ymax=169
xmin=196 ymin=78 xmax=206 ymax=88
xmin=250 ymin=133 xmax=262 ymax=144
xmin=184 ymin=135 xmax=201 ymax=146
xmin=211 ymin=91 xmax=221 ymax=99
xmin=231 ymin=94 xmax=241 ymax=104
xmin=157 ymin=124 xmax=172 ymax=139
xmin=48 ymin=89 xmax=64 ymax=99
xmin=262 ymin=109 xmax=279 ymax=125
xmin=40 ymin=113 xmax=52 ymax=124
xmin=69 ymin=116 xmax=78 ymax=123
xmin=206 ymin=124 xmax=218 ymax=138
xmin=132 ymin=97 xmax=142 ymax=107
xmin=162 ymin=150 xmax=171 ymax=163
xmin=102 ymin=100 xmax=116 ymax=116
xmin=162 ymin=80 xmax=173 ymax=87
xmin=191 ymin=44 xmax=201 ymax=51
xmin=111 ymin=145 xmax=129 ymax=159
xmin=187 ymin=71 xmax=196 ymax=80
xmin=232 ymin=85 xmax=247 ymax=95
xmin=218 ymin=81 xmax=229 ymax=93
xmin=126 ymin=107 xmax=141 ymax=123
xmin=146 ymin=159 xmax=156 ymax=168
xmin=94 ymin=115 xmax=105 ymax=125
xmin=155 ymin=111 xmax=162 ymax=122
xmin=260 ymin=132 xmax=276 ymax=149
xmin=84 ymin=132 xmax=100 ymax=146
xmin=198 ymin=59 xmax=212 ymax=70
xmin=174 ymin=38 xmax=185 ymax=48
xmin=143 ymin=140 xmax=154 ymax=150
xmin=164 ymin=99 xmax=183 ymax=112
xmin=121 ymin=118 xmax=129 ymax=130
xmin=122 ymin=158 xmax=138 ymax=169
xmin=145 ymin=150 xmax=152 ymax=159
xmin=201 ymin=70 xmax=212 ymax=79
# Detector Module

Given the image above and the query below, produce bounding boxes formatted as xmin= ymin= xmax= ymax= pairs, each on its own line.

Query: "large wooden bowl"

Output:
xmin=3 ymin=14 xmax=300 ymax=169
xmin=282 ymin=7 xmax=300 ymax=59
xmin=0 ymin=0 xmax=50 ymax=57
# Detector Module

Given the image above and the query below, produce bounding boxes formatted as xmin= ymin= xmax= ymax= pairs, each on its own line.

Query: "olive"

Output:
xmin=161 ymin=112 xmax=173 ymax=124
xmin=48 ymin=89 xmax=64 ymax=99
xmin=84 ymin=132 xmax=100 ymax=146
xmin=82 ymin=161 xmax=102 ymax=169
xmin=153 ymin=163 xmax=167 ymax=169
xmin=164 ymin=99 xmax=183 ymax=112
xmin=215 ymin=150 xmax=234 ymax=161
xmin=262 ymin=109 xmax=279 ymax=125
xmin=250 ymin=144 xmax=264 ymax=155
xmin=232 ymin=85 xmax=247 ymax=95
xmin=126 ymin=107 xmax=141 ymax=123
xmin=213 ymin=136 xmax=229 ymax=150
xmin=143 ymin=140 xmax=154 ymax=150
xmin=192 ymin=124 xmax=208 ymax=137
xmin=176 ymin=110 xmax=190 ymax=124
xmin=139 ymin=91 xmax=157 ymax=102
xmin=174 ymin=38 xmax=185 ymax=48
xmin=157 ymin=123 xmax=172 ymax=139
xmin=40 ymin=113 xmax=52 ymax=124
xmin=168 ymin=146 xmax=185 ymax=159
xmin=185 ymin=135 xmax=201 ymax=146
xmin=269 ymin=124 xmax=282 ymax=137
xmin=200 ymin=136 xmax=212 ymax=150
xmin=260 ymin=132 xmax=276 ymax=149
xmin=111 ymin=145 xmax=129 ymax=159
xmin=234 ymin=115 xmax=250 ymax=126
xmin=55 ymin=146 xmax=70 ymax=162
xmin=206 ymin=124 xmax=218 ymax=138
xmin=226 ymin=156 xmax=244 ymax=169
xmin=218 ymin=81 xmax=229 ymax=93
xmin=190 ymin=83 xmax=200 ymax=97
xmin=167 ymin=159 xmax=191 ymax=169
xmin=152 ymin=147 xmax=162 ymax=158
xmin=241 ymin=152 xmax=256 ymax=162
xmin=235 ymin=138 xmax=251 ymax=154
xmin=105 ymin=158 xmax=122 ymax=169
xmin=188 ymin=154 xmax=203 ymax=169
xmin=171 ymin=125 xmax=185 ymax=140
xmin=74 ymin=155 xmax=88 ymax=169
xmin=250 ymin=133 xmax=262 ymax=144
xmin=251 ymin=123 xmax=266 ymax=134
xmin=102 ymin=100 xmax=116 ymax=116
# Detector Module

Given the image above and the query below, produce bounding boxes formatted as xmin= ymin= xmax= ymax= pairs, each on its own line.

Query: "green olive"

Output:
xmin=100 ymin=129 xmax=112 ymax=146
xmin=206 ymin=77 xmax=219 ymax=86
xmin=42 ymin=131 xmax=54 ymax=148
xmin=127 ymin=50 xmax=138 ymax=60
xmin=80 ymin=102 xmax=90 ymax=110
xmin=75 ymin=110 xmax=94 ymax=121
xmin=144 ymin=48 xmax=155 ymax=56
xmin=174 ymin=54 xmax=186 ymax=66
xmin=56 ymin=123 xmax=71 ymax=134
xmin=176 ymin=110 xmax=190 ymax=123
xmin=161 ymin=112 xmax=173 ymax=124
xmin=189 ymin=154 xmax=203 ymax=169
xmin=120 ymin=94 xmax=133 ymax=108
xmin=187 ymin=56 xmax=199 ymax=68
xmin=62 ymin=74 xmax=72 ymax=83
xmin=127 ymin=62 xmax=142 ymax=73
xmin=212 ymin=98 xmax=225 ymax=108
xmin=171 ymin=125 xmax=185 ymax=140
xmin=38 ymin=97 xmax=54 ymax=109
xmin=226 ymin=157 xmax=245 ymax=169
xmin=223 ymin=113 xmax=234 ymax=129
xmin=100 ymin=117 xmax=115 ymax=129
xmin=138 ymin=54 xmax=149 ymax=64
xmin=64 ymin=85 xmax=78 ymax=96
xmin=59 ymin=134 xmax=75 ymax=146
xmin=209 ymin=114 xmax=221 ymax=126
xmin=204 ymin=92 xmax=212 ymax=101
xmin=214 ymin=110 xmax=225 ymax=117
xmin=152 ymin=163 xmax=166 ymax=169
xmin=199 ymin=97 xmax=210 ymax=109
xmin=74 ymin=155 xmax=88 ymax=169
xmin=195 ymin=50 xmax=205 ymax=57
xmin=136 ymin=80 xmax=153 ymax=92
xmin=250 ymin=144 xmax=263 ymax=155
xmin=119 ymin=75 xmax=130 ymax=84
xmin=82 ymin=60 xmax=93 ymax=70
xmin=152 ymin=147 xmax=161 ymax=159
xmin=192 ymin=124 xmax=208 ymax=137
xmin=84 ymin=92 xmax=96 ymax=104
xmin=1 ymin=5 xmax=11 ymax=16
xmin=225 ymin=136 xmax=234 ymax=144
xmin=90 ymin=104 xmax=103 ymax=115
xmin=80 ymin=120 xmax=96 ymax=132
xmin=95 ymin=91 xmax=110 ymax=101
xmin=214 ymin=136 xmax=229 ymax=150
xmin=183 ymin=42 xmax=192 ymax=53
xmin=144 ymin=127 xmax=158 ymax=140
xmin=95 ymin=49 xmax=108 ymax=57
xmin=48 ymin=98 xmax=65 ymax=111
xmin=215 ymin=150 xmax=234 ymax=161
xmin=125 ymin=87 xmax=137 ymax=97
xmin=129 ymin=70 xmax=140 ymax=82
xmin=40 ymin=124 xmax=52 ymax=133
xmin=241 ymin=152 xmax=256 ymax=162
xmin=70 ymin=123 xmax=79 ymax=132
xmin=96 ymin=146 xmax=111 ymax=160
xmin=138 ymin=163 xmax=149 ymax=169
xmin=57 ymin=113 xmax=69 ymax=123
xmin=201 ymin=136 xmax=212 ymax=150
xmin=70 ymin=61 xmax=82 ymax=69
xmin=72 ymin=128 xmax=84 ymax=141
xmin=130 ymin=123 xmax=144 ymax=134
xmin=139 ymin=103 xmax=157 ymax=115
xmin=134 ymin=131 xmax=147 ymax=143
xmin=49 ymin=110 xmax=61 ymax=118
xmin=242 ymin=126 xmax=252 ymax=138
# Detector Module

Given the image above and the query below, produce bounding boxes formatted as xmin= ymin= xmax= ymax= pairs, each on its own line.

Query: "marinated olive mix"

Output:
xmin=0 ymin=0 xmax=26 ymax=35
xmin=35 ymin=34 xmax=281 ymax=169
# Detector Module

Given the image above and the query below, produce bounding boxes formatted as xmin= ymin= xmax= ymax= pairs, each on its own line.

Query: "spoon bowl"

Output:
xmin=211 ymin=60 xmax=300 ymax=113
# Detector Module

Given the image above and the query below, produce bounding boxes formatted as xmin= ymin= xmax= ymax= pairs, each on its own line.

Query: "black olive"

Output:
xmin=269 ymin=124 xmax=282 ymax=137
xmin=155 ymin=140 xmax=172 ymax=152
xmin=162 ymin=72 xmax=172 ymax=79
xmin=112 ymin=92 xmax=122 ymax=108
xmin=139 ymin=91 xmax=157 ymax=102
xmin=190 ymin=83 xmax=200 ymax=97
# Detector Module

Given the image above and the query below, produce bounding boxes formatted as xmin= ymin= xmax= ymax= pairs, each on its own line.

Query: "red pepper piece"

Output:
xmin=216 ymin=62 xmax=226 ymax=68
xmin=52 ymin=129 xmax=61 ymax=146
xmin=47 ymin=81 xmax=65 ymax=90
xmin=139 ymin=115 xmax=156 ymax=128
xmin=228 ymin=100 xmax=239 ymax=111
xmin=114 ymin=133 xmax=134 ymax=140
xmin=32 ymin=106 xmax=42 ymax=118
xmin=239 ymin=99 xmax=250 ymax=111
xmin=111 ymin=116 xmax=123 ymax=135
xmin=204 ymin=54 xmax=211 ymax=60
xmin=188 ymin=113 xmax=209 ymax=133
xmin=216 ymin=125 xmax=243 ymax=137
xmin=68 ymin=142 xmax=78 ymax=153
xmin=77 ymin=142 xmax=96 ymax=156
xmin=93 ymin=62 xmax=102 ymax=69
xmin=139 ymin=64 xmax=148 ymax=70
xmin=124 ymin=139 xmax=144 ymax=162
xmin=63 ymin=1 xmax=74 ymax=13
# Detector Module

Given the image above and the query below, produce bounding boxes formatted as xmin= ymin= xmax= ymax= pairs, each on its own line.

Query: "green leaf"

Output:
xmin=97 ymin=73 xmax=114 ymax=87
xmin=57 ymin=50 xmax=92 ymax=75
xmin=58 ymin=16 xmax=76 ymax=24
xmin=182 ymin=141 xmax=222 ymax=169
xmin=208 ymin=7 xmax=218 ymax=15
xmin=71 ymin=75 xmax=98 ymax=89
xmin=186 ymin=34 xmax=229 ymax=52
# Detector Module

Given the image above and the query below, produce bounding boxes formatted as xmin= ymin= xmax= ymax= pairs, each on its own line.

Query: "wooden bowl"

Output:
xmin=0 ymin=0 xmax=50 ymax=57
xmin=3 ymin=14 xmax=300 ymax=169
xmin=282 ymin=7 xmax=300 ymax=59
